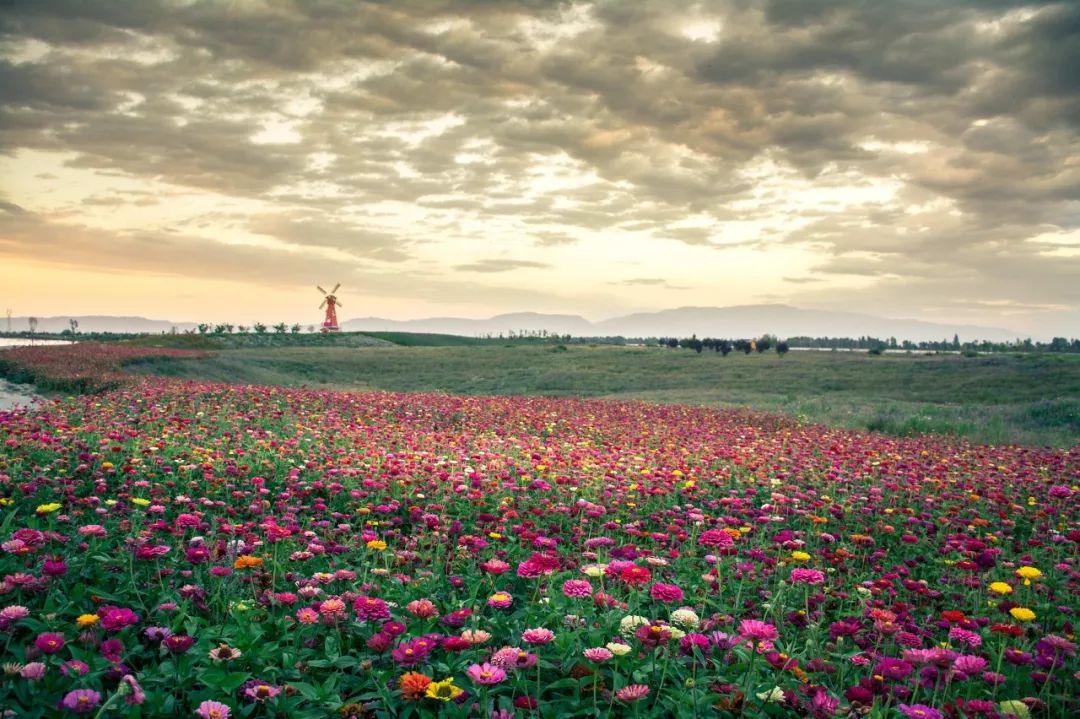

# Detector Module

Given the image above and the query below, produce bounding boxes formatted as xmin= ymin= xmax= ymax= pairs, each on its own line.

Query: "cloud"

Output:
xmin=0 ymin=0 xmax=1077 ymax=334
xmin=609 ymin=277 xmax=691 ymax=290
xmin=453 ymin=259 xmax=549 ymax=273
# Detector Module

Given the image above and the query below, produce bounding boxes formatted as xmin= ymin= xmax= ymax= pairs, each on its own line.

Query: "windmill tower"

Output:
xmin=317 ymin=283 xmax=341 ymax=332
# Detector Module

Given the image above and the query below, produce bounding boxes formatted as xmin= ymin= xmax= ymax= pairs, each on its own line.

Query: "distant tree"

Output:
xmin=733 ymin=339 xmax=752 ymax=354
xmin=776 ymin=340 xmax=789 ymax=357
xmin=28 ymin=317 xmax=38 ymax=334
xmin=213 ymin=324 xmax=228 ymax=334
xmin=307 ymin=325 xmax=316 ymax=333
xmin=224 ymin=323 xmax=234 ymax=334
xmin=197 ymin=323 xmax=210 ymax=335
xmin=665 ymin=337 xmax=679 ymax=349
xmin=952 ymin=333 xmax=960 ymax=350
xmin=236 ymin=325 xmax=249 ymax=334
xmin=253 ymin=322 xmax=267 ymax=334
xmin=273 ymin=322 xmax=288 ymax=334
xmin=1049 ymin=337 xmax=1070 ymax=352
xmin=718 ymin=339 xmax=732 ymax=356
xmin=69 ymin=319 xmax=79 ymax=334
xmin=756 ymin=335 xmax=772 ymax=353
xmin=290 ymin=323 xmax=302 ymax=334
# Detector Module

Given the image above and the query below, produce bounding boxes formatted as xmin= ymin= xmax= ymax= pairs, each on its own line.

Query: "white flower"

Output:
xmin=606 ymin=642 xmax=631 ymax=657
xmin=670 ymin=608 xmax=700 ymax=628
xmin=756 ymin=687 xmax=785 ymax=703
xmin=619 ymin=615 xmax=651 ymax=636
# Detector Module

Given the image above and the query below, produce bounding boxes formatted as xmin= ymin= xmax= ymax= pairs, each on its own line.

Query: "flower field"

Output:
xmin=1 ymin=352 xmax=1078 ymax=717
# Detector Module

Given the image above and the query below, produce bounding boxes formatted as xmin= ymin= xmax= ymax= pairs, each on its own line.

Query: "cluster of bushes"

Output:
xmin=656 ymin=335 xmax=790 ymax=355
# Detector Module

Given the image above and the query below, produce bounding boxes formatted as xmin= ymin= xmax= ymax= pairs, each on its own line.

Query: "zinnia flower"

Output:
xmin=522 ymin=628 xmax=555 ymax=644
xmin=399 ymin=672 xmax=432 ymax=700
xmin=425 ymin=678 xmax=463 ymax=702
xmin=615 ymin=684 xmax=650 ymax=702
xmin=466 ymin=662 xmax=508 ymax=685
xmin=583 ymin=647 xmax=614 ymax=663
xmin=60 ymin=689 xmax=101 ymax=714
xmin=738 ymin=619 xmax=779 ymax=644
xmin=1009 ymin=607 xmax=1036 ymax=622
xmin=989 ymin=581 xmax=1013 ymax=595
xmin=195 ymin=700 xmax=231 ymax=719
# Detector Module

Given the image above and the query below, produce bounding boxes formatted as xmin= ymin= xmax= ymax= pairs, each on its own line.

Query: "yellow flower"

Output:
xmin=1016 ymin=566 xmax=1041 ymax=586
xmin=425 ymin=678 xmax=463 ymax=702
xmin=0 ymin=498 xmax=13 ymax=507
xmin=606 ymin=642 xmax=632 ymax=657
xmin=76 ymin=614 xmax=99 ymax=627
xmin=366 ymin=540 xmax=387 ymax=551
xmin=130 ymin=498 xmax=151 ymax=507
xmin=1009 ymin=607 xmax=1036 ymax=622
xmin=989 ymin=582 xmax=1013 ymax=595
xmin=35 ymin=503 xmax=62 ymax=514
xmin=790 ymin=551 xmax=811 ymax=562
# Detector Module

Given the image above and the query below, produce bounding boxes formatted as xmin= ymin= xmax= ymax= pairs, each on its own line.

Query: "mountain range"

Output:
xmin=5 ymin=306 xmax=1026 ymax=343
xmin=344 ymin=305 xmax=1023 ymax=343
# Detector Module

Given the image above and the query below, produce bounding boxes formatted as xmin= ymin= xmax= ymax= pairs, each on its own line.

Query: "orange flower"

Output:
xmin=399 ymin=672 xmax=432 ymax=700
xmin=233 ymin=555 xmax=263 ymax=570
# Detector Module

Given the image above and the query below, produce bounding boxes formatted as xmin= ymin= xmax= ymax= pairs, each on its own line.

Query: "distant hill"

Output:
xmin=4 ymin=305 xmax=1025 ymax=343
xmin=6 ymin=316 xmax=196 ymax=334
xmin=343 ymin=304 xmax=1022 ymax=343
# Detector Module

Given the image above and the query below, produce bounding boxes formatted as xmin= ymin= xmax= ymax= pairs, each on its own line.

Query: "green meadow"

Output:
xmin=128 ymin=343 xmax=1080 ymax=448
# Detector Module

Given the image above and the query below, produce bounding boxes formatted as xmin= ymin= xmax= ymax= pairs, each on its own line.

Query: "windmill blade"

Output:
xmin=331 ymin=283 xmax=341 ymax=294
xmin=319 ymin=299 xmax=327 ymax=309
xmin=316 ymin=285 xmax=327 ymax=294
xmin=335 ymin=301 xmax=342 ymax=308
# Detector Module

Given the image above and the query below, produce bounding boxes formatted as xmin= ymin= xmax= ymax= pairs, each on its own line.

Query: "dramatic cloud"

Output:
xmin=0 ymin=0 xmax=1077 ymax=335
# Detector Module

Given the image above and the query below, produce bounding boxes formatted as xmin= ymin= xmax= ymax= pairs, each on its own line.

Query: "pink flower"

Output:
xmin=790 ymin=568 xmax=825 ymax=585
xmin=296 ymin=607 xmax=320 ymax=624
xmin=353 ymin=596 xmax=390 ymax=621
xmin=20 ymin=662 xmax=46 ymax=680
xmin=649 ymin=583 xmax=684 ymax=603
xmin=98 ymin=606 xmax=139 ymax=631
xmin=738 ymin=619 xmax=778 ymax=644
xmin=522 ymin=628 xmax=555 ymax=644
xmin=61 ymin=689 xmax=101 ymax=714
xmin=466 ymin=662 xmax=508 ymax=685
xmin=698 ymin=529 xmax=734 ymax=549
xmin=615 ymin=684 xmax=650 ymax=702
xmin=406 ymin=599 xmax=439 ymax=618
xmin=195 ymin=700 xmax=231 ymax=719
xmin=583 ymin=647 xmax=614 ymax=663
xmin=562 ymin=579 xmax=593 ymax=598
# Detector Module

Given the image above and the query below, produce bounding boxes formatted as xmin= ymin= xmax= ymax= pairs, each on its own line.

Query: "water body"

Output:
xmin=0 ymin=378 xmax=41 ymax=411
xmin=0 ymin=338 xmax=73 ymax=347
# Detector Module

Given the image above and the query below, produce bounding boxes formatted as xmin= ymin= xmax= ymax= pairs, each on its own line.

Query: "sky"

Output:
xmin=1 ymin=0 xmax=1078 ymax=337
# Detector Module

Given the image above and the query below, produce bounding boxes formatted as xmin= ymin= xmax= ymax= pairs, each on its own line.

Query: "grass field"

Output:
xmin=128 ymin=345 xmax=1080 ymax=447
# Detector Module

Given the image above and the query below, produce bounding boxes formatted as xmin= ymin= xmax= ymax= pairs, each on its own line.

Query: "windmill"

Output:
xmin=317 ymin=283 xmax=342 ymax=332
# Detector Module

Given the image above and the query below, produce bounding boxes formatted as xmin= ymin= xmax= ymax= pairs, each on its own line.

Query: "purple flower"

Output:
xmin=60 ymin=689 xmax=101 ymax=714
xmin=898 ymin=704 xmax=942 ymax=719
xmin=34 ymin=632 xmax=66 ymax=655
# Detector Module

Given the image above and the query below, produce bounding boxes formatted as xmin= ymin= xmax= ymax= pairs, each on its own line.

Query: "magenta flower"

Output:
xmin=898 ymin=704 xmax=942 ymax=719
xmin=738 ymin=619 xmax=778 ymax=644
xmin=562 ymin=579 xmax=593 ymax=598
xmin=20 ymin=662 xmax=46 ymax=680
xmin=353 ymin=596 xmax=390 ymax=621
xmin=195 ymin=699 xmax=232 ymax=719
xmin=34 ymin=632 xmax=66 ymax=654
xmin=164 ymin=634 xmax=196 ymax=654
xmin=466 ymin=662 xmax=508 ymax=685
xmin=98 ymin=606 xmax=139 ymax=631
xmin=790 ymin=568 xmax=825 ymax=585
xmin=649 ymin=583 xmax=684 ymax=603
xmin=60 ymin=689 xmax=101 ymax=714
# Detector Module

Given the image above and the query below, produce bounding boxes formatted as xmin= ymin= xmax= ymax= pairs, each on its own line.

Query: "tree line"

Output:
xmin=656 ymin=335 xmax=790 ymax=355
